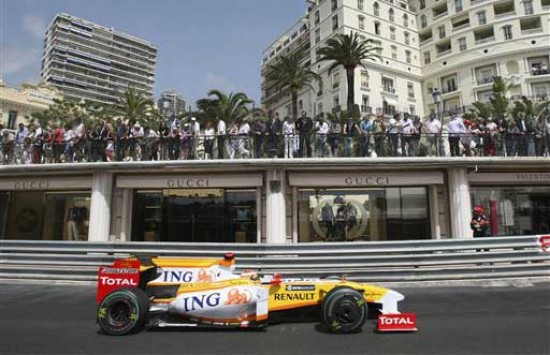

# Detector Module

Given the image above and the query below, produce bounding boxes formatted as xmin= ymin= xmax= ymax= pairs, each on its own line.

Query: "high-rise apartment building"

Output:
xmin=157 ymin=90 xmax=188 ymax=118
xmin=40 ymin=13 xmax=157 ymax=105
xmin=262 ymin=0 xmax=550 ymax=119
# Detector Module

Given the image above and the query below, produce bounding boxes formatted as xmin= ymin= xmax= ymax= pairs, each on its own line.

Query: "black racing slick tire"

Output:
xmin=321 ymin=287 xmax=367 ymax=334
xmin=97 ymin=288 xmax=149 ymax=336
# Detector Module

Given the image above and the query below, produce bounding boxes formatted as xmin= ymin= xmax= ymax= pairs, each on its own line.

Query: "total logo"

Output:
xmin=99 ymin=276 xmax=138 ymax=286
xmin=377 ymin=313 xmax=418 ymax=332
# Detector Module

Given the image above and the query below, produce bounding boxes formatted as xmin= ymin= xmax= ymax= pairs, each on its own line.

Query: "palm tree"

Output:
xmin=200 ymin=90 xmax=253 ymax=123
xmin=266 ymin=49 xmax=320 ymax=119
xmin=318 ymin=32 xmax=382 ymax=113
xmin=119 ymin=86 xmax=153 ymax=125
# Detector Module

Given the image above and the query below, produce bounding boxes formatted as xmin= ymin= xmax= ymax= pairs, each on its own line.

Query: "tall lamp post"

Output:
xmin=431 ymin=88 xmax=444 ymax=156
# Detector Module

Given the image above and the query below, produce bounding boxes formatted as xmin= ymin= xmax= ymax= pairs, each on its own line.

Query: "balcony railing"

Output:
xmin=433 ymin=11 xmax=449 ymax=20
xmin=494 ymin=11 xmax=516 ymax=20
xmin=361 ymin=105 xmax=373 ymax=113
xmin=381 ymin=87 xmax=396 ymax=94
xmin=475 ymin=36 xmax=495 ymax=45
xmin=470 ymin=0 xmax=490 ymax=5
xmin=442 ymin=85 xmax=458 ymax=93
xmin=452 ymin=23 xmax=470 ymax=32
xmin=522 ymin=28 xmax=543 ymax=35
xmin=476 ymin=76 xmax=494 ymax=85
xmin=419 ymin=37 xmax=433 ymax=45
xmin=530 ymin=68 xmax=550 ymax=76
xmin=436 ymin=48 xmax=452 ymax=57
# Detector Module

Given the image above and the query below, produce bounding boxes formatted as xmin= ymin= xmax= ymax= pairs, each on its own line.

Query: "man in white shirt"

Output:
xmin=237 ymin=118 xmax=251 ymax=159
xmin=315 ymin=116 xmax=329 ymax=157
xmin=283 ymin=116 xmax=295 ymax=158
xmin=446 ymin=112 xmax=465 ymax=156
xmin=424 ymin=111 xmax=442 ymax=156
xmin=217 ymin=118 xmax=227 ymax=159
xmin=190 ymin=117 xmax=201 ymax=159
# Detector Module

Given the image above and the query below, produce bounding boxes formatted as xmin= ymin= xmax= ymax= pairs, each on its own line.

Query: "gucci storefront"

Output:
xmin=0 ymin=177 xmax=92 ymax=241
xmin=116 ymin=174 xmax=262 ymax=243
xmin=289 ymin=172 xmax=443 ymax=242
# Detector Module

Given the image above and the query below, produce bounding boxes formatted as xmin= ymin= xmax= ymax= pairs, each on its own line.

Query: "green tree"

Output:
xmin=198 ymin=90 xmax=253 ymax=123
xmin=265 ymin=49 xmax=320 ymax=119
xmin=118 ymin=86 xmax=154 ymax=126
xmin=317 ymin=32 xmax=382 ymax=113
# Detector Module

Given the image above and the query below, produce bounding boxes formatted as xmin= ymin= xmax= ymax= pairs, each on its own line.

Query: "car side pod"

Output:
xmin=377 ymin=313 xmax=418 ymax=332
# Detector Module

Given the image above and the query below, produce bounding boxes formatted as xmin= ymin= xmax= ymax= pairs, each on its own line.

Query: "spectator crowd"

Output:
xmin=1 ymin=108 xmax=549 ymax=164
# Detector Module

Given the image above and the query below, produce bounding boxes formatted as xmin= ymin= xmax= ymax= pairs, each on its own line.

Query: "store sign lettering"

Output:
xmin=166 ymin=179 xmax=209 ymax=188
xmin=345 ymin=176 xmax=390 ymax=186
xmin=13 ymin=180 xmax=50 ymax=190
xmin=516 ymin=173 xmax=550 ymax=181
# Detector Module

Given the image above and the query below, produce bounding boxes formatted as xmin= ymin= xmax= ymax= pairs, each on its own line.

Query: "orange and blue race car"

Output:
xmin=96 ymin=253 xmax=417 ymax=335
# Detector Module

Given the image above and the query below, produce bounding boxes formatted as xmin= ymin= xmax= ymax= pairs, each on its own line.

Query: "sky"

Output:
xmin=0 ymin=0 xmax=306 ymax=105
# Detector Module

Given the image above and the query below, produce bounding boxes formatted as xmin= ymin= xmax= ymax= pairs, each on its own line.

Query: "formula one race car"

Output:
xmin=96 ymin=253 xmax=417 ymax=335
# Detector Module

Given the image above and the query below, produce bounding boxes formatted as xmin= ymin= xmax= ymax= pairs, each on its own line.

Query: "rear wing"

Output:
xmin=96 ymin=259 xmax=141 ymax=303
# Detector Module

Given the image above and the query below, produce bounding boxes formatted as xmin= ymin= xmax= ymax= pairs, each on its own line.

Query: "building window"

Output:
xmin=132 ymin=190 xmax=257 ymax=243
xmin=409 ymin=105 xmax=416 ymax=116
xmin=318 ymin=102 xmax=323 ymax=115
xmin=389 ymin=9 xmax=394 ymax=22
xmin=407 ymin=82 xmax=415 ymax=98
xmin=315 ymin=11 xmax=320 ymax=25
xmin=424 ymin=51 xmax=431 ymax=64
xmin=374 ymin=2 xmax=379 ymax=16
xmin=391 ymin=45 xmax=397 ymax=59
xmin=420 ymin=0 xmax=425 ymax=10
xmin=315 ymin=28 xmax=321 ymax=43
xmin=361 ymin=71 xmax=369 ymax=88
xmin=331 ymin=0 xmax=337 ymax=11
xmin=316 ymin=48 xmax=321 ymax=61
xmin=297 ymin=187 xmax=430 ymax=242
xmin=420 ymin=15 xmax=427 ymax=28
xmin=405 ymin=50 xmax=411 ymax=63
xmin=477 ymin=11 xmax=486 ymax=25
xmin=358 ymin=15 xmax=365 ymax=30
xmin=7 ymin=111 xmax=18 ymax=129
xmin=403 ymin=14 xmax=409 ymax=27
xmin=455 ymin=0 xmax=463 ymax=13
xmin=358 ymin=0 xmax=364 ymax=11
xmin=404 ymin=31 xmax=410 ymax=45
xmin=332 ymin=70 xmax=340 ymax=89
xmin=332 ymin=15 xmax=339 ymax=31
xmin=333 ymin=95 xmax=340 ymax=109
xmin=503 ymin=25 xmax=513 ymax=40
xmin=362 ymin=95 xmax=370 ymax=112
xmin=382 ymin=77 xmax=395 ymax=93
xmin=317 ymin=78 xmax=324 ymax=96
xmin=375 ymin=21 xmax=381 ymax=35
xmin=523 ymin=0 xmax=534 ymax=15
xmin=458 ymin=37 xmax=467 ymax=51
xmin=390 ymin=27 xmax=396 ymax=40
xmin=438 ymin=25 xmax=446 ymax=39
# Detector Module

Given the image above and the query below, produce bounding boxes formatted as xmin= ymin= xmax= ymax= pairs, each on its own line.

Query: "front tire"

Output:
xmin=321 ymin=287 xmax=367 ymax=334
xmin=97 ymin=288 xmax=149 ymax=336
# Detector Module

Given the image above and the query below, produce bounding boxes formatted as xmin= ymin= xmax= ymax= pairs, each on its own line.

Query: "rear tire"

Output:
xmin=97 ymin=288 xmax=149 ymax=336
xmin=321 ymin=287 xmax=367 ymax=334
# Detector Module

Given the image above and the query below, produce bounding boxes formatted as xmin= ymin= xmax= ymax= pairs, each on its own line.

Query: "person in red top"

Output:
xmin=471 ymin=205 xmax=490 ymax=238
xmin=51 ymin=123 xmax=64 ymax=163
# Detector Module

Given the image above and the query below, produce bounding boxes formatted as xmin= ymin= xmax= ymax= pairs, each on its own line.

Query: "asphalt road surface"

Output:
xmin=0 ymin=281 xmax=549 ymax=355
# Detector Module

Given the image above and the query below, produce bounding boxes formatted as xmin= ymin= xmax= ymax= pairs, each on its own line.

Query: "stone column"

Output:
xmin=265 ymin=169 xmax=287 ymax=244
xmin=88 ymin=171 xmax=113 ymax=242
xmin=429 ymin=185 xmax=441 ymax=239
xmin=447 ymin=168 xmax=473 ymax=239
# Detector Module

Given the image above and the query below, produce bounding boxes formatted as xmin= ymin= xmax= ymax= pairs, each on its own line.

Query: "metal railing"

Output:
xmin=0 ymin=236 xmax=548 ymax=282
xmin=1 ymin=131 xmax=549 ymax=164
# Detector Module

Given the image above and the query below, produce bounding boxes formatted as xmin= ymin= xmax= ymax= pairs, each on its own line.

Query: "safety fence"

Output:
xmin=1 ymin=131 xmax=548 ymax=165
xmin=0 ymin=236 xmax=549 ymax=283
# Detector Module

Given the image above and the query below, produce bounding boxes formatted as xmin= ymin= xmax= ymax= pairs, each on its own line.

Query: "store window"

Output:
xmin=0 ymin=191 xmax=90 ymax=240
xmin=471 ymin=186 xmax=550 ymax=236
xmin=297 ymin=187 xmax=430 ymax=242
xmin=131 ymin=189 xmax=257 ymax=243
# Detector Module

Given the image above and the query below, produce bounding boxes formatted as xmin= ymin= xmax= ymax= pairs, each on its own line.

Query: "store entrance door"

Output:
xmin=162 ymin=194 xmax=226 ymax=242
xmin=532 ymin=195 xmax=550 ymax=234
